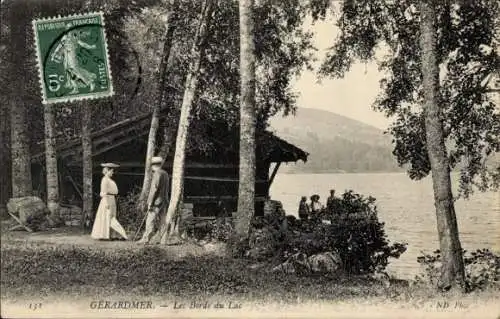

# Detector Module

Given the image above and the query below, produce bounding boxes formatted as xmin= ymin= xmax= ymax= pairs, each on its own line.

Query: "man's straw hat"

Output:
xmin=151 ymin=156 xmax=163 ymax=165
xmin=100 ymin=162 xmax=120 ymax=168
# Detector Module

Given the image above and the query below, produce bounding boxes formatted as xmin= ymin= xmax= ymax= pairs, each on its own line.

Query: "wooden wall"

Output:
xmin=37 ymin=159 xmax=272 ymax=218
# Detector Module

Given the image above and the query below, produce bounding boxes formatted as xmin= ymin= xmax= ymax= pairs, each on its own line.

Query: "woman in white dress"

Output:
xmin=91 ymin=163 xmax=129 ymax=240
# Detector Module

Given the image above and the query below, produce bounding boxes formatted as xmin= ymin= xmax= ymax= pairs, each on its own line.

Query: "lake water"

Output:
xmin=270 ymin=172 xmax=500 ymax=279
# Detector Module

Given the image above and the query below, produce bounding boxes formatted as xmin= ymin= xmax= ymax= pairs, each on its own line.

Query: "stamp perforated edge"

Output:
xmin=32 ymin=11 xmax=114 ymax=105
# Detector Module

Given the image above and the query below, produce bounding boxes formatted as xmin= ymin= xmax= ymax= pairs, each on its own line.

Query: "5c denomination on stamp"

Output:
xmin=32 ymin=12 xmax=114 ymax=104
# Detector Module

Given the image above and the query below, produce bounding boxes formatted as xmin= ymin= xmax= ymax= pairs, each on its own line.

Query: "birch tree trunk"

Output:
xmin=234 ymin=0 xmax=256 ymax=239
xmin=154 ymin=0 xmax=214 ymax=245
xmin=44 ymin=103 xmax=60 ymax=220
xmin=419 ymin=0 xmax=466 ymax=291
xmin=82 ymin=105 xmax=93 ymax=229
xmin=138 ymin=0 xmax=178 ymax=212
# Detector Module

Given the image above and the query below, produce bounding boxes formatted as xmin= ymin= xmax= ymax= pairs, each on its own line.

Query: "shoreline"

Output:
xmin=275 ymin=171 xmax=469 ymax=176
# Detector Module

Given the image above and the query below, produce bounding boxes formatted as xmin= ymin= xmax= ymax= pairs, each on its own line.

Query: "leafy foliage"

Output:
xmin=183 ymin=217 xmax=235 ymax=243
xmin=415 ymin=248 xmax=500 ymax=292
xmin=2 ymin=0 xmax=314 ymax=159
xmin=116 ymin=186 xmax=143 ymax=232
xmin=285 ymin=190 xmax=407 ymax=275
xmin=208 ymin=217 xmax=235 ymax=242
xmin=182 ymin=190 xmax=406 ymax=275
xmin=311 ymin=0 xmax=500 ymax=197
xmin=1 ymin=0 xmax=158 ymax=151
xmin=118 ymin=0 xmax=315 ymax=155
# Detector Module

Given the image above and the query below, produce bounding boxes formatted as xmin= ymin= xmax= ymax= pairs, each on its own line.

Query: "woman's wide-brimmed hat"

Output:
xmin=100 ymin=162 xmax=120 ymax=168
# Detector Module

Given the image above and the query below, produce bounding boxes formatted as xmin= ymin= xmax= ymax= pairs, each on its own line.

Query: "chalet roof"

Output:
xmin=31 ymin=111 xmax=308 ymax=165
xmin=258 ymin=131 xmax=308 ymax=163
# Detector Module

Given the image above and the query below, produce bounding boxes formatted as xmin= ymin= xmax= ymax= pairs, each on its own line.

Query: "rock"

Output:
xmin=308 ymin=251 xmax=343 ymax=275
xmin=272 ymin=260 xmax=296 ymax=274
xmin=7 ymin=196 xmax=49 ymax=224
xmin=271 ymin=252 xmax=311 ymax=275
xmin=272 ymin=251 xmax=344 ymax=276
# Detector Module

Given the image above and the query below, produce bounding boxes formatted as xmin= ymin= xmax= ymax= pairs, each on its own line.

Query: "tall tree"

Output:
xmin=234 ymin=0 xmax=256 ymax=241
xmin=154 ymin=0 xmax=215 ymax=244
xmin=138 ymin=0 xmax=178 ymax=212
xmin=311 ymin=0 xmax=499 ymax=290
xmin=19 ymin=0 xmax=313 ymax=176
xmin=43 ymin=103 xmax=61 ymax=220
xmin=81 ymin=0 xmax=94 ymax=229
xmin=0 ymin=9 xmax=11 ymax=219
xmin=9 ymin=0 xmax=32 ymax=198
xmin=123 ymin=0 xmax=314 ymax=145
xmin=419 ymin=0 xmax=465 ymax=290
xmin=82 ymin=104 xmax=93 ymax=229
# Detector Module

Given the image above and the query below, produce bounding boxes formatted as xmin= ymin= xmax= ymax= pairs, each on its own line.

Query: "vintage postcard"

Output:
xmin=1 ymin=0 xmax=499 ymax=318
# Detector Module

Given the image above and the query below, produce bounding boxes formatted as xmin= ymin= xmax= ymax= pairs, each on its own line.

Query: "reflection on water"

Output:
xmin=270 ymin=172 xmax=500 ymax=279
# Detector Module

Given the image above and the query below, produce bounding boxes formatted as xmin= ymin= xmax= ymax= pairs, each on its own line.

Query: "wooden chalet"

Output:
xmin=30 ymin=111 xmax=308 ymax=218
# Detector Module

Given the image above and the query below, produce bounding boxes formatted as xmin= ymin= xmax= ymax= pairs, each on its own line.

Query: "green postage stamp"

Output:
xmin=33 ymin=12 xmax=114 ymax=104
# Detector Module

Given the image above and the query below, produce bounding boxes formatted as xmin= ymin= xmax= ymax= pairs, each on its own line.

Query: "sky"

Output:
xmin=292 ymin=16 xmax=392 ymax=130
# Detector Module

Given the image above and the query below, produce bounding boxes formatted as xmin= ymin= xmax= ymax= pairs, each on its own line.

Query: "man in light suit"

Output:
xmin=137 ymin=156 xmax=170 ymax=244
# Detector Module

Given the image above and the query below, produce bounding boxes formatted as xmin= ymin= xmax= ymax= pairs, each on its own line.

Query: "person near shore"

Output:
xmin=298 ymin=196 xmax=310 ymax=220
xmin=137 ymin=156 xmax=170 ymax=244
xmin=91 ymin=163 xmax=129 ymax=240
xmin=309 ymin=194 xmax=324 ymax=216
xmin=326 ymin=189 xmax=336 ymax=209
xmin=327 ymin=189 xmax=343 ymax=215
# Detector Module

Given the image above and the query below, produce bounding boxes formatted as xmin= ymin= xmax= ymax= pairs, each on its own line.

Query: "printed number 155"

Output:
xmin=29 ymin=303 xmax=42 ymax=310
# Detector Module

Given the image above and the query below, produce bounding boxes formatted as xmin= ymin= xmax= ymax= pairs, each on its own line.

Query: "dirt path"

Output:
xmin=1 ymin=222 xmax=218 ymax=258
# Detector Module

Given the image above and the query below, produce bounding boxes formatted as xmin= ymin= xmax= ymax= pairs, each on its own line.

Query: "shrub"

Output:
xmin=414 ymin=250 xmax=442 ymax=287
xmin=285 ymin=190 xmax=407 ymax=275
xmin=184 ymin=217 xmax=235 ymax=243
xmin=208 ymin=217 xmax=234 ymax=242
xmin=180 ymin=190 xmax=407 ymax=276
xmin=116 ymin=186 xmax=142 ymax=232
xmin=415 ymin=248 xmax=500 ymax=291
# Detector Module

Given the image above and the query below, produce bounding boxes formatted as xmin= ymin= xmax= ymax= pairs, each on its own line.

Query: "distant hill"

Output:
xmin=269 ymin=108 xmax=403 ymax=173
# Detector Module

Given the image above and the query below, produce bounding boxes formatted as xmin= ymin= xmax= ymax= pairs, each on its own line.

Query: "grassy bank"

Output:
xmin=0 ymin=241 xmax=387 ymax=300
xmin=2 ymin=221 xmax=499 ymax=316
xmin=1 ymin=239 xmax=498 ymax=308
